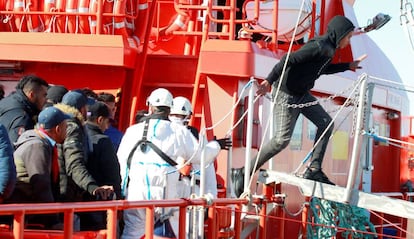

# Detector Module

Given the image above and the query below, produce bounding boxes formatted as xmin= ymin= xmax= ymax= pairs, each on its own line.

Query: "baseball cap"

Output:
xmin=62 ymin=91 xmax=95 ymax=111
xmin=87 ymin=101 xmax=110 ymax=119
xmin=38 ymin=106 xmax=71 ymax=129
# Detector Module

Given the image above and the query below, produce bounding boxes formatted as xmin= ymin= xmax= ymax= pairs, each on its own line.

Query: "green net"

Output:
xmin=306 ymin=197 xmax=377 ymax=239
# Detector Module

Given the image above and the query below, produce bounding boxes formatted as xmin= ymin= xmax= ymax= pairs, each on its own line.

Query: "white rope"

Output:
xmin=247 ymin=0 xmax=308 ymax=192
xmin=292 ymin=74 xmax=365 ymax=175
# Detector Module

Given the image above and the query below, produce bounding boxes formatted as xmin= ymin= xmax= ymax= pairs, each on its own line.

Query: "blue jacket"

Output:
xmin=0 ymin=123 xmax=16 ymax=199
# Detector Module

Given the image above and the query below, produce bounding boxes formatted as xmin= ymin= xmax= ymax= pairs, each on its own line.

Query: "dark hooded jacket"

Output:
xmin=85 ymin=122 xmax=121 ymax=199
xmin=0 ymin=89 xmax=41 ymax=143
xmin=266 ymin=15 xmax=355 ymax=95
xmin=54 ymin=103 xmax=99 ymax=202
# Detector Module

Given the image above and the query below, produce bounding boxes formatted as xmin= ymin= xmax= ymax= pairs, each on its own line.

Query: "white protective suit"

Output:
xmin=117 ymin=117 xmax=221 ymax=239
xmin=169 ymin=119 xmax=218 ymax=199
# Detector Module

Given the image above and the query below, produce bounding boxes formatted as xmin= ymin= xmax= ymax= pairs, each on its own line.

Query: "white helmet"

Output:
xmin=171 ymin=96 xmax=192 ymax=116
xmin=147 ymin=88 xmax=173 ymax=107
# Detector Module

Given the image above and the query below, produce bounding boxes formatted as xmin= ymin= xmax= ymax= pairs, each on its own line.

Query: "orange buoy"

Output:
xmin=112 ymin=0 xmax=127 ymax=36
xmin=133 ymin=0 xmax=147 ymax=42
xmin=13 ymin=0 xmax=27 ymax=31
xmin=26 ymin=0 xmax=42 ymax=31
xmin=78 ymin=0 xmax=90 ymax=33
xmin=65 ymin=0 xmax=78 ymax=33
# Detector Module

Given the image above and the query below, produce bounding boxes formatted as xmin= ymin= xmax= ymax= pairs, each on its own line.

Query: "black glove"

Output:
xmin=214 ymin=136 xmax=232 ymax=150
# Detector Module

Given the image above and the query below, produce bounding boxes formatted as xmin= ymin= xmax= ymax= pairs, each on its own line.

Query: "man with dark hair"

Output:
xmin=0 ymin=75 xmax=49 ymax=143
xmin=84 ymin=101 xmax=121 ymax=230
xmin=231 ymin=15 xmax=365 ymax=197
xmin=97 ymin=92 xmax=124 ymax=151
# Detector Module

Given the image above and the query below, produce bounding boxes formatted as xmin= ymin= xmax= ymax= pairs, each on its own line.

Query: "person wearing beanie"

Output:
xmin=54 ymin=91 xmax=114 ymax=230
xmin=231 ymin=15 xmax=365 ymax=197
xmin=45 ymin=85 xmax=68 ymax=108
xmin=10 ymin=106 xmax=70 ymax=229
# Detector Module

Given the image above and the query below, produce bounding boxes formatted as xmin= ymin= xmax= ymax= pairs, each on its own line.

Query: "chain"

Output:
xmin=283 ymin=100 xmax=319 ymax=108
xmin=277 ymin=79 xmax=361 ymax=110
xmin=350 ymin=89 xmax=369 ymax=138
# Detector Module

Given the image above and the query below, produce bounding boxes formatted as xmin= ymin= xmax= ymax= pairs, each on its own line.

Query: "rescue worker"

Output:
xmin=169 ymin=96 xmax=231 ymax=199
xmin=117 ymin=88 xmax=222 ymax=239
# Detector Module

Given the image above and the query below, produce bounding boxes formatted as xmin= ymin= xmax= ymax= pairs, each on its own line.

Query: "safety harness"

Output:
xmin=125 ymin=118 xmax=177 ymax=188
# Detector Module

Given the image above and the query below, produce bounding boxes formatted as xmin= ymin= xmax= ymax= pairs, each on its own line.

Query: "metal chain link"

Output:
xmin=276 ymin=79 xmax=361 ymax=110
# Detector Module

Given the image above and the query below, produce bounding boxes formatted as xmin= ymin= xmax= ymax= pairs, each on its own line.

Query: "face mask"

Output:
xmin=169 ymin=115 xmax=184 ymax=125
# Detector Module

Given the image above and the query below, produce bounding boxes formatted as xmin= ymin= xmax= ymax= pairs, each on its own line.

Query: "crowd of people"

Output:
xmin=0 ymin=75 xmax=230 ymax=238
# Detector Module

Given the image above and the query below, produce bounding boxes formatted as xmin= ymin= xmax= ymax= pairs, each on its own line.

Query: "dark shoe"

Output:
xmin=231 ymin=168 xmax=245 ymax=197
xmin=303 ymin=168 xmax=335 ymax=185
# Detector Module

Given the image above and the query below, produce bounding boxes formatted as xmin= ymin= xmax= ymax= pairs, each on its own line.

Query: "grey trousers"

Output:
xmin=249 ymin=90 xmax=334 ymax=174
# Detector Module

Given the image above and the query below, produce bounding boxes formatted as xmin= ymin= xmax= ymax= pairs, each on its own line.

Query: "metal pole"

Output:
xmin=198 ymin=135 xmax=207 ymax=239
xmin=244 ymin=77 xmax=256 ymax=195
xmin=344 ymin=75 xmax=368 ymax=203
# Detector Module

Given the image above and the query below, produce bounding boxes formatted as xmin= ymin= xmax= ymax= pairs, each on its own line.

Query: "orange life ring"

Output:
xmin=43 ymin=0 xmax=56 ymax=32
xmin=112 ymin=0 xmax=127 ymax=36
xmin=159 ymin=12 xmax=189 ymax=36
xmin=133 ymin=0 xmax=147 ymax=41
xmin=65 ymin=0 xmax=77 ymax=33
xmin=26 ymin=0 xmax=42 ymax=31
xmin=54 ymin=0 xmax=66 ymax=32
xmin=4 ymin=0 xmax=17 ymax=31
xmin=89 ymin=0 xmax=113 ymax=34
xmin=124 ymin=0 xmax=135 ymax=35
xmin=88 ymin=0 xmax=97 ymax=33
xmin=102 ymin=0 xmax=114 ymax=34
xmin=150 ymin=0 xmax=189 ymax=39
xmin=13 ymin=0 xmax=27 ymax=31
xmin=77 ymin=0 xmax=90 ymax=33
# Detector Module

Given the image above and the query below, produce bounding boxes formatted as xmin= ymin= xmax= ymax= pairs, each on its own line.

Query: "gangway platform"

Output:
xmin=258 ymin=169 xmax=414 ymax=220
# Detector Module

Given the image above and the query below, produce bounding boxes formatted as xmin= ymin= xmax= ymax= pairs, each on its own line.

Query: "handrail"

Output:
xmin=0 ymin=197 xmax=249 ymax=239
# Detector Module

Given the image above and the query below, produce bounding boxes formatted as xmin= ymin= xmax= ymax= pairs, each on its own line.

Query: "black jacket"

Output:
xmin=266 ymin=15 xmax=355 ymax=95
xmin=54 ymin=103 xmax=99 ymax=202
xmin=0 ymin=90 xmax=40 ymax=143
xmin=85 ymin=122 xmax=121 ymax=199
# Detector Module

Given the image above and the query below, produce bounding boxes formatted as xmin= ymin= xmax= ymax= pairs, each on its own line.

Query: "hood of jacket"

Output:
xmin=54 ymin=103 xmax=85 ymax=124
xmin=14 ymin=129 xmax=49 ymax=149
xmin=326 ymin=15 xmax=355 ymax=48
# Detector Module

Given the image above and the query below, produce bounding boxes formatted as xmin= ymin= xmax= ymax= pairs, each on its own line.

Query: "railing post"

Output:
xmin=244 ymin=77 xmax=256 ymax=196
xmin=107 ymin=208 xmax=118 ymax=239
xmin=13 ymin=211 xmax=24 ymax=239
xmin=344 ymin=74 xmax=368 ymax=203
xmin=63 ymin=209 xmax=74 ymax=239
xmin=145 ymin=206 xmax=155 ymax=238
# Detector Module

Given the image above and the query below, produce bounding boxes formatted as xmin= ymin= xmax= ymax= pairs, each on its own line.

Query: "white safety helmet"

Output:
xmin=146 ymin=88 xmax=173 ymax=107
xmin=171 ymin=96 xmax=192 ymax=116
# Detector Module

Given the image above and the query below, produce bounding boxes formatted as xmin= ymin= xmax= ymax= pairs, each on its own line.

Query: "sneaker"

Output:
xmin=231 ymin=167 xmax=245 ymax=197
xmin=303 ymin=168 xmax=335 ymax=185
